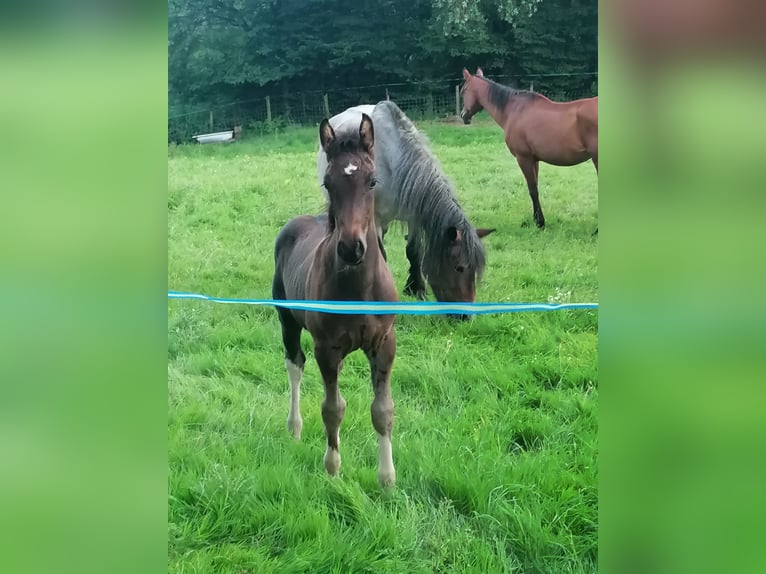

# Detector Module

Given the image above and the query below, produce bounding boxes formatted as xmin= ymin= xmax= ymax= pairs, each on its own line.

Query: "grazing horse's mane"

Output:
xmin=480 ymin=77 xmax=537 ymax=110
xmin=374 ymin=100 xmax=486 ymax=279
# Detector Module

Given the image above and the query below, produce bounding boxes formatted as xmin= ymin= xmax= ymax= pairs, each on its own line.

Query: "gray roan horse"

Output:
xmin=273 ymin=114 xmax=399 ymax=487
xmin=317 ymin=101 xmax=494 ymax=311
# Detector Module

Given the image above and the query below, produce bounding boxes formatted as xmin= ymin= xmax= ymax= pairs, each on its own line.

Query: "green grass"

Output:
xmin=168 ymin=118 xmax=598 ymax=573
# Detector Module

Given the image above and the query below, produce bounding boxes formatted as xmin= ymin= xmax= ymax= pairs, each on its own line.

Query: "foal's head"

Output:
xmin=460 ymin=67 xmax=486 ymax=124
xmin=319 ymin=114 xmax=377 ymax=266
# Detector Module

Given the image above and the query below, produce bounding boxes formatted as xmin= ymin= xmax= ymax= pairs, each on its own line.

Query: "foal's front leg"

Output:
xmin=366 ymin=329 xmax=397 ymax=487
xmin=403 ymin=227 xmax=427 ymax=300
xmin=315 ymin=344 xmax=347 ymax=477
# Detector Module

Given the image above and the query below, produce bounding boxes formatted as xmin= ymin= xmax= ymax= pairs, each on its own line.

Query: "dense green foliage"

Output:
xmin=168 ymin=119 xmax=598 ymax=571
xmin=169 ymin=0 xmax=597 ymax=116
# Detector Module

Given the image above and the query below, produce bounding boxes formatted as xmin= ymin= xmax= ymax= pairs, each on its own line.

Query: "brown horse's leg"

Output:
xmin=518 ymin=156 xmax=545 ymax=228
xmin=403 ymin=227 xmax=427 ymax=300
xmin=592 ymin=155 xmax=598 ymax=235
xmin=366 ymin=329 xmax=397 ymax=487
xmin=315 ymin=345 xmax=347 ymax=477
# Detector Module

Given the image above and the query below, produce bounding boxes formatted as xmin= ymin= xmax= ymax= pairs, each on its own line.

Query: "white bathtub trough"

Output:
xmin=192 ymin=130 xmax=234 ymax=144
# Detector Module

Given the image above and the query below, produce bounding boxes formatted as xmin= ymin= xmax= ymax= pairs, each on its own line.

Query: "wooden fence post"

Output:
xmin=323 ymin=94 xmax=330 ymax=117
xmin=265 ymin=96 xmax=272 ymax=122
xmin=386 ymin=88 xmax=390 ymax=101
xmin=455 ymin=85 xmax=460 ymax=117
xmin=209 ymin=110 xmax=213 ymax=131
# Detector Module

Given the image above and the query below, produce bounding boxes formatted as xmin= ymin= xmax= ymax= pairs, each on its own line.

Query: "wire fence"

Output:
xmin=168 ymin=74 xmax=597 ymax=143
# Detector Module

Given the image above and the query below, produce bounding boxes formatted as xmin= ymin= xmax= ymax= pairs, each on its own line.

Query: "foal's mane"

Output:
xmin=323 ymin=132 xmax=366 ymax=161
xmin=374 ymin=100 xmax=486 ymax=278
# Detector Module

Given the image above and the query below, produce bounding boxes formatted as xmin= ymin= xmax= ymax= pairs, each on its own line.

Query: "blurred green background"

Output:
xmin=599 ymin=8 xmax=766 ymax=574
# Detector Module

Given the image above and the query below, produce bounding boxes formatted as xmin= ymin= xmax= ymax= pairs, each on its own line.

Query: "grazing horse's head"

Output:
xmin=425 ymin=225 xmax=495 ymax=316
xmin=460 ymin=67 xmax=485 ymax=125
xmin=319 ymin=114 xmax=377 ymax=266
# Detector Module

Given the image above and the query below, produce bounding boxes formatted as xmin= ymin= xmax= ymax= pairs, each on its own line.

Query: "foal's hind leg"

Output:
xmin=315 ymin=344 xmax=347 ymax=477
xmin=277 ymin=308 xmax=306 ymax=439
xmin=403 ymin=227 xmax=427 ymax=300
xmin=518 ymin=156 xmax=545 ymax=228
xmin=365 ymin=329 xmax=397 ymax=487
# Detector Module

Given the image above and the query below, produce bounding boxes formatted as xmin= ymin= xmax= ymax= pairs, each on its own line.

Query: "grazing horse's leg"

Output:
xmin=276 ymin=305 xmax=306 ymax=439
xmin=315 ymin=345 xmax=347 ymax=477
xmin=517 ymin=156 xmax=545 ymax=228
xmin=366 ymin=329 xmax=397 ymax=487
xmin=376 ymin=222 xmax=388 ymax=262
xmin=403 ymin=227 xmax=427 ymax=300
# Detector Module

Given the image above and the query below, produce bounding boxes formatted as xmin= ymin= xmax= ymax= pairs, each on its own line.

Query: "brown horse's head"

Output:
xmin=460 ymin=67 xmax=485 ymax=124
xmin=425 ymin=225 xmax=495 ymax=316
xmin=319 ymin=114 xmax=377 ymax=266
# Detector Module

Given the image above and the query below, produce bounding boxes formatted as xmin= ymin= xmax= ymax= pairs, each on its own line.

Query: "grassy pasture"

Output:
xmin=168 ymin=117 xmax=598 ymax=573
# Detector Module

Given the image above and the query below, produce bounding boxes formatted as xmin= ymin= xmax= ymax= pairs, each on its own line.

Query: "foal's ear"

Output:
xmin=447 ymin=226 xmax=463 ymax=242
xmin=476 ymin=67 xmax=484 ymax=77
xmin=462 ymin=68 xmax=472 ymax=81
xmin=319 ymin=118 xmax=336 ymax=153
xmin=359 ymin=113 xmax=374 ymax=153
xmin=476 ymin=227 xmax=495 ymax=239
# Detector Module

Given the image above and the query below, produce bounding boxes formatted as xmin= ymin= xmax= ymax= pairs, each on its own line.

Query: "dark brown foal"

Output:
xmin=272 ymin=114 xmax=399 ymax=487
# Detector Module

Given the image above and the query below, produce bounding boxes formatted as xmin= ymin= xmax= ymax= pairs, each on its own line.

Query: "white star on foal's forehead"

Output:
xmin=344 ymin=162 xmax=358 ymax=175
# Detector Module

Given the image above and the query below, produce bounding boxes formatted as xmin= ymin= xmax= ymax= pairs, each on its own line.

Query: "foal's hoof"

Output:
xmin=535 ymin=220 xmax=545 ymax=229
xmin=286 ymin=416 xmax=302 ymax=440
xmin=378 ymin=469 xmax=396 ymax=489
xmin=324 ymin=447 xmax=341 ymax=476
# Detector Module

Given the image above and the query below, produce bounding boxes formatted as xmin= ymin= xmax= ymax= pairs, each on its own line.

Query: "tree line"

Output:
xmin=169 ymin=0 xmax=597 ymax=118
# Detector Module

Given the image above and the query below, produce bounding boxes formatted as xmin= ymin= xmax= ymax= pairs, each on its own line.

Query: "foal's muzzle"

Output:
xmin=337 ymin=239 xmax=365 ymax=265
xmin=460 ymin=110 xmax=471 ymax=125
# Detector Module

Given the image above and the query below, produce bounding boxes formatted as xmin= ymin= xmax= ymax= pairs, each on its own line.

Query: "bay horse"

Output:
xmin=317 ymin=101 xmax=494 ymax=312
xmin=460 ymin=68 xmax=598 ymax=229
xmin=272 ymin=114 xmax=399 ymax=487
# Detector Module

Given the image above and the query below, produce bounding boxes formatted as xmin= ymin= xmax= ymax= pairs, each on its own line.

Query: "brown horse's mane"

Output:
xmin=480 ymin=77 xmax=537 ymax=110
